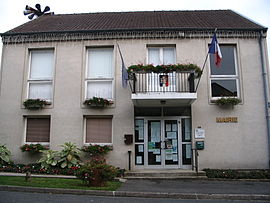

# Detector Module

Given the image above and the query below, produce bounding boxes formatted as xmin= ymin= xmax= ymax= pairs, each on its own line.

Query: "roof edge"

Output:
xmin=1 ymin=27 xmax=267 ymax=37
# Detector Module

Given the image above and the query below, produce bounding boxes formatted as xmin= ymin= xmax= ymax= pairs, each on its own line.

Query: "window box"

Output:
xmin=214 ymin=97 xmax=241 ymax=107
xmin=84 ymin=97 xmax=113 ymax=108
xmin=20 ymin=144 xmax=49 ymax=153
xmin=128 ymin=64 xmax=202 ymax=77
xmin=23 ymin=99 xmax=50 ymax=110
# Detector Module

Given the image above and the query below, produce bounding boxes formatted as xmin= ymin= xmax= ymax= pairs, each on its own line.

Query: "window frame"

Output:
xmin=83 ymin=116 xmax=113 ymax=146
xmin=27 ymin=49 xmax=55 ymax=103
xmin=24 ymin=116 xmax=51 ymax=145
xmin=85 ymin=47 xmax=114 ymax=100
xmin=209 ymin=45 xmax=240 ymax=100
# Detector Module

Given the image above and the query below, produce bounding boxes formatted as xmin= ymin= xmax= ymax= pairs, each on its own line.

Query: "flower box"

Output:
xmin=84 ymin=97 xmax=113 ymax=108
xmin=23 ymin=99 xmax=49 ymax=110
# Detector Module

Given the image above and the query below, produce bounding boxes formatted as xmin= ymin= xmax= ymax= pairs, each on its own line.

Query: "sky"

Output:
xmin=1 ymin=0 xmax=270 ymax=63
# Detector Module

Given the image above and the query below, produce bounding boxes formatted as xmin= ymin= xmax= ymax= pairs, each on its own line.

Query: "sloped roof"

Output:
xmin=2 ymin=10 xmax=266 ymax=36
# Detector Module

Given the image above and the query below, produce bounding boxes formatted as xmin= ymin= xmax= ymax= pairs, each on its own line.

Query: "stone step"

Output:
xmin=124 ymin=170 xmax=207 ymax=179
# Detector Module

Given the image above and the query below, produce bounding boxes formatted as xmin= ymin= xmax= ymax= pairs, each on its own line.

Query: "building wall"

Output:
xmin=0 ymin=37 xmax=269 ymax=169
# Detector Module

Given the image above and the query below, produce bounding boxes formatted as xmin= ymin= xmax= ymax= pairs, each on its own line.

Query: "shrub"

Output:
xmin=82 ymin=145 xmax=113 ymax=157
xmin=0 ymin=144 xmax=12 ymax=166
xmin=76 ymin=159 xmax=118 ymax=187
xmin=203 ymin=169 xmax=270 ymax=179
xmin=0 ymin=163 xmax=79 ymax=175
xmin=20 ymin=144 xmax=48 ymax=153
xmin=38 ymin=150 xmax=59 ymax=169
xmin=58 ymin=142 xmax=81 ymax=168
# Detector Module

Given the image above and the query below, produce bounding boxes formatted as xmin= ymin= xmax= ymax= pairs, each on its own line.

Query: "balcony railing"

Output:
xmin=129 ymin=71 xmax=196 ymax=94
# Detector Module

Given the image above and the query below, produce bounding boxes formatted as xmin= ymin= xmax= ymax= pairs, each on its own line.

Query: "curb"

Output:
xmin=0 ymin=185 xmax=270 ymax=201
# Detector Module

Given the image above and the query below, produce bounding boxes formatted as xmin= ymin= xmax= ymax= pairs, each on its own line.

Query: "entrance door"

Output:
xmin=147 ymin=119 xmax=179 ymax=168
xmin=134 ymin=117 xmax=192 ymax=169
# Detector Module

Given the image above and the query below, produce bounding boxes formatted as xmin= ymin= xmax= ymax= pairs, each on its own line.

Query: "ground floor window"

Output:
xmin=85 ymin=117 xmax=112 ymax=144
xmin=25 ymin=117 xmax=50 ymax=143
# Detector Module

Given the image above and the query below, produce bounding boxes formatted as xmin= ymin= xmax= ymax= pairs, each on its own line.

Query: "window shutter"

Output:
xmin=86 ymin=118 xmax=112 ymax=143
xmin=26 ymin=118 xmax=50 ymax=142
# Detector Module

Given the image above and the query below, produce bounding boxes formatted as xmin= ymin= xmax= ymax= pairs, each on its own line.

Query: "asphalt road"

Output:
xmin=1 ymin=191 xmax=269 ymax=203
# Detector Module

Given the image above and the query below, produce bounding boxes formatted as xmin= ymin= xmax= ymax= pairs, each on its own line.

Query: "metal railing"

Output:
xmin=129 ymin=71 xmax=196 ymax=94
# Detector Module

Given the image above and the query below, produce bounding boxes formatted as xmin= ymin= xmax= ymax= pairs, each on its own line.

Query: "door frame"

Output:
xmin=134 ymin=116 xmax=192 ymax=170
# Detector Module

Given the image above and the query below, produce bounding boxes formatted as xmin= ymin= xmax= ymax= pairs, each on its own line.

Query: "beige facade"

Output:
xmin=0 ymin=34 xmax=269 ymax=169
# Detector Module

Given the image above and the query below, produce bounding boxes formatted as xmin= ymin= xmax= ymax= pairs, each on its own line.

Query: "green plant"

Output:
xmin=214 ymin=97 xmax=241 ymax=106
xmin=203 ymin=169 xmax=270 ymax=179
xmin=23 ymin=99 xmax=49 ymax=109
xmin=84 ymin=97 xmax=113 ymax=107
xmin=0 ymin=144 xmax=11 ymax=166
xmin=76 ymin=159 xmax=118 ymax=187
xmin=128 ymin=64 xmax=202 ymax=77
xmin=38 ymin=150 xmax=59 ymax=169
xmin=58 ymin=142 xmax=81 ymax=169
xmin=82 ymin=145 xmax=113 ymax=157
xmin=20 ymin=144 xmax=48 ymax=153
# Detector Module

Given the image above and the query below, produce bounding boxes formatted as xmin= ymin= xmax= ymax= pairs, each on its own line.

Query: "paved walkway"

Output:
xmin=0 ymin=172 xmax=270 ymax=201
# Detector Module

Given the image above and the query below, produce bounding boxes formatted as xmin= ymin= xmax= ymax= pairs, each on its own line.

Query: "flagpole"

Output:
xmin=195 ymin=53 xmax=209 ymax=92
xmin=195 ymin=28 xmax=218 ymax=92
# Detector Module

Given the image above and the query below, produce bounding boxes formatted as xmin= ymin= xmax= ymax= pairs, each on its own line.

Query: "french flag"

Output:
xmin=209 ymin=33 xmax=222 ymax=67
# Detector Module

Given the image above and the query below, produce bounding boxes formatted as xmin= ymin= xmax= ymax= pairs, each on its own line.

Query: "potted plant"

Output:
xmin=20 ymin=144 xmax=49 ymax=153
xmin=23 ymin=99 xmax=49 ymax=110
xmin=214 ymin=97 xmax=241 ymax=107
xmin=84 ymin=97 xmax=113 ymax=108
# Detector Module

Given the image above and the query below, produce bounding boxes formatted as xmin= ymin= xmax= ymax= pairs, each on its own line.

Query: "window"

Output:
xmin=148 ymin=47 xmax=176 ymax=65
xmin=147 ymin=46 xmax=176 ymax=91
xmin=86 ymin=48 xmax=114 ymax=99
xmin=25 ymin=118 xmax=50 ymax=143
xmin=85 ymin=117 xmax=112 ymax=144
xmin=210 ymin=45 xmax=239 ymax=98
xmin=28 ymin=49 xmax=54 ymax=101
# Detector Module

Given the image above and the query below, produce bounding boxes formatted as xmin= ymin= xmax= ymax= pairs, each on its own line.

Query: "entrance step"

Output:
xmin=124 ymin=170 xmax=207 ymax=179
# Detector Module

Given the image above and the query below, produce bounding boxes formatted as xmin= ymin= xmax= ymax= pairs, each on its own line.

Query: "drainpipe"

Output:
xmin=259 ymin=31 xmax=270 ymax=168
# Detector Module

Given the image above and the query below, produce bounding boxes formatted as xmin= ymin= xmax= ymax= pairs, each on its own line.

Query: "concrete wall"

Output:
xmin=0 ymin=37 xmax=269 ymax=169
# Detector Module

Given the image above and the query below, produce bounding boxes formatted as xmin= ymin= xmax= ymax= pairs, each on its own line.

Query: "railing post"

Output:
xmin=132 ymin=73 xmax=136 ymax=93
xmin=188 ymin=72 xmax=195 ymax=93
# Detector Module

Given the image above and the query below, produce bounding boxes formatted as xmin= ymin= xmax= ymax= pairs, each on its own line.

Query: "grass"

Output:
xmin=0 ymin=176 xmax=121 ymax=191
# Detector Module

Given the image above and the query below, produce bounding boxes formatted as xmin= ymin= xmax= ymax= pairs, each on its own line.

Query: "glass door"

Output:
xmin=147 ymin=120 xmax=162 ymax=165
xmin=164 ymin=120 xmax=179 ymax=166
xmin=135 ymin=117 xmax=192 ymax=169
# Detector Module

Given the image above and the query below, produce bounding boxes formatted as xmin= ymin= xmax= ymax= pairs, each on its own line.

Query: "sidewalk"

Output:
xmin=0 ymin=172 xmax=270 ymax=201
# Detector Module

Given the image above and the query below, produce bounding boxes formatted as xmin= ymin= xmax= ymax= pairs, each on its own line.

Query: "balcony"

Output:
xmin=129 ymin=70 xmax=198 ymax=107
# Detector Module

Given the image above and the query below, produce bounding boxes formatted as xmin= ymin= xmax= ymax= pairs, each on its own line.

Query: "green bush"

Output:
xmin=76 ymin=159 xmax=118 ymax=187
xmin=0 ymin=163 xmax=79 ymax=175
xmin=203 ymin=169 xmax=270 ymax=179
xmin=58 ymin=142 xmax=81 ymax=168
xmin=38 ymin=150 xmax=58 ymax=169
xmin=0 ymin=144 xmax=12 ymax=166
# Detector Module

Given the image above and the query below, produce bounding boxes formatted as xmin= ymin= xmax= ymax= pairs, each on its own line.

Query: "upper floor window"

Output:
xmin=148 ymin=46 xmax=176 ymax=65
xmin=210 ymin=45 xmax=239 ymax=98
xmin=28 ymin=49 xmax=54 ymax=102
xmin=86 ymin=47 xmax=114 ymax=99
